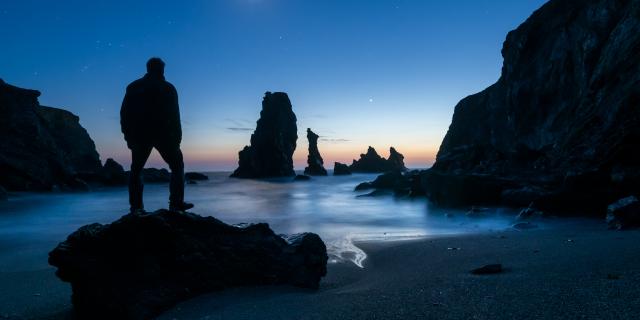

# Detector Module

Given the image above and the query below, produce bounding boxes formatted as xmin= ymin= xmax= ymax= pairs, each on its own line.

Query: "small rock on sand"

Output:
xmin=471 ymin=264 xmax=503 ymax=275
xmin=513 ymin=222 xmax=538 ymax=230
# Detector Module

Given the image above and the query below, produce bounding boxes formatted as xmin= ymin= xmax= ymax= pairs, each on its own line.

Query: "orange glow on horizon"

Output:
xmin=102 ymin=143 xmax=439 ymax=172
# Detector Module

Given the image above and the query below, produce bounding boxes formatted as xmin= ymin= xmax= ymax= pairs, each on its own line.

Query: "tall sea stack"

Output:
xmin=304 ymin=128 xmax=328 ymax=176
xmin=231 ymin=92 xmax=298 ymax=178
xmin=423 ymin=0 xmax=640 ymax=214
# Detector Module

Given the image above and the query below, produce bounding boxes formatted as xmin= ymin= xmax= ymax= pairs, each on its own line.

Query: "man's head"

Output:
xmin=146 ymin=57 xmax=165 ymax=76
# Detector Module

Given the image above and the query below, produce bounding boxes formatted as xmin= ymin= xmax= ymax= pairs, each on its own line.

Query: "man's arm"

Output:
xmin=169 ymin=84 xmax=182 ymax=145
xmin=120 ymin=88 xmax=132 ymax=140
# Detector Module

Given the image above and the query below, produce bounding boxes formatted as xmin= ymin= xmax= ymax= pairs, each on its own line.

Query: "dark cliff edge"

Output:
xmin=424 ymin=0 xmax=640 ymax=215
xmin=0 ymin=79 xmax=102 ymax=191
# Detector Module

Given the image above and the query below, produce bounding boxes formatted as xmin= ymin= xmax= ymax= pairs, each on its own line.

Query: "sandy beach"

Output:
xmin=159 ymin=220 xmax=640 ymax=320
xmin=3 ymin=218 xmax=639 ymax=320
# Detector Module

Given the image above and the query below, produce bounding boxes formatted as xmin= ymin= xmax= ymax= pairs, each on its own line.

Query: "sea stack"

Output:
xmin=350 ymin=146 xmax=407 ymax=173
xmin=333 ymin=162 xmax=352 ymax=175
xmin=304 ymin=128 xmax=328 ymax=176
xmin=231 ymin=92 xmax=298 ymax=178
xmin=422 ymin=0 xmax=640 ymax=215
xmin=0 ymin=79 xmax=102 ymax=191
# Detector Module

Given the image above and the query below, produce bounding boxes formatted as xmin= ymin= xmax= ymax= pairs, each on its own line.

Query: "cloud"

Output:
xmin=320 ymin=138 xmax=351 ymax=143
xmin=226 ymin=127 xmax=254 ymax=132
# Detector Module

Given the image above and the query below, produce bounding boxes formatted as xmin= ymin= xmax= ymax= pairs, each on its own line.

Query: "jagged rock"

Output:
xmin=466 ymin=206 xmax=490 ymax=218
xmin=333 ymin=162 xmax=351 ymax=175
xmin=48 ymin=210 xmax=327 ymax=319
xmin=355 ymin=182 xmax=373 ymax=191
xmin=350 ymin=147 xmax=407 ymax=173
xmin=424 ymin=0 xmax=640 ymax=215
xmin=606 ymin=196 xmax=640 ymax=230
xmin=516 ymin=205 xmax=545 ymax=221
xmin=350 ymin=147 xmax=386 ymax=173
xmin=357 ymin=189 xmax=394 ymax=198
xmin=100 ymin=158 xmax=127 ymax=186
xmin=304 ymin=129 xmax=327 ymax=176
xmin=231 ymin=92 xmax=297 ymax=178
xmin=185 ymin=172 xmax=208 ymax=181
xmin=407 ymin=170 xmax=426 ymax=197
xmin=0 ymin=80 xmax=102 ymax=191
xmin=387 ymin=147 xmax=407 ymax=171
xmin=354 ymin=170 xmax=422 ymax=197
xmin=141 ymin=168 xmax=171 ymax=183
xmin=294 ymin=174 xmax=311 ymax=181
xmin=501 ymin=186 xmax=550 ymax=208
xmin=38 ymin=106 xmax=102 ymax=177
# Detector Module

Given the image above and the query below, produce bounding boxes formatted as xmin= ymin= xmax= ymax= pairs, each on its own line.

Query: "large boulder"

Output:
xmin=49 ymin=210 xmax=328 ymax=319
xmin=0 ymin=80 xmax=102 ymax=191
xmin=185 ymin=172 xmax=208 ymax=181
xmin=606 ymin=196 xmax=640 ymax=230
xmin=333 ymin=162 xmax=352 ymax=175
xmin=350 ymin=147 xmax=407 ymax=173
xmin=100 ymin=158 xmax=127 ymax=186
xmin=304 ymin=128 xmax=328 ymax=176
xmin=424 ymin=0 xmax=640 ymax=215
xmin=231 ymin=92 xmax=298 ymax=178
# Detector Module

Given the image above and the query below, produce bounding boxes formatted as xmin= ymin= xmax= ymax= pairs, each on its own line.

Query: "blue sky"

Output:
xmin=0 ymin=0 xmax=547 ymax=170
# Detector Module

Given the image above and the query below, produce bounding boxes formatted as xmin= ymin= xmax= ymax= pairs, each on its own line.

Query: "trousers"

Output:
xmin=128 ymin=144 xmax=184 ymax=210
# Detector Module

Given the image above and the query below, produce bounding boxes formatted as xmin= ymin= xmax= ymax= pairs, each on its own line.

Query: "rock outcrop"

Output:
xmin=0 ymin=80 xmax=102 ymax=191
xmin=49 ymin=210 xmax=328 ymax=319
xmin=387 ymin=147 xmax=407 ymax=172
xmin=231 ymin=92 xmax=298 ymax=178
xmin=140 ymin=168 xmax=171 ymax=183
xmin=304 ymin=129 xmax=328 ymax=176
xmin=0 ymin=186 xmax=6 ymax=200
xmin=333 ymin=162 xmax=352 ymax=175
xmin=606 ymin=196 xmax=640 ymax=230
xmin=185 ymin=172 xmax=208 ymax=181
xmin=354 ymin=170 xmax=423 ymax=197
xmin=100 ymin=158 xmax=128 ymax=186
xmin=350 ymin=147 xmax=407 ymax=173
xmin=423 ymin=0 xmax=640 ymax=215
xmin=294 ymin=174 xmax=311 ymax=181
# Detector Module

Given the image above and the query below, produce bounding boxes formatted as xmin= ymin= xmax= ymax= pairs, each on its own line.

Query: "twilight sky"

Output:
xmin=0 ymin=0 xmax=546 ymax=171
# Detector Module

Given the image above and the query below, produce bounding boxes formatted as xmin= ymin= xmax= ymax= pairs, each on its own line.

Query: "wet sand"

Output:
xmin=2 ymin=220 xmax=640 ymax=319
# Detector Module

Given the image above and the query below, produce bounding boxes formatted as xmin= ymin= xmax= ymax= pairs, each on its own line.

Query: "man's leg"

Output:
xmin=129 ymin=145 xmax=153 ymax=212
xmin=156 ymin=144 xmax=186 ymax=208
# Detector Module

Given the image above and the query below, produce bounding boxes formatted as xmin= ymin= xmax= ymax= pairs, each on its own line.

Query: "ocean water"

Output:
xmin=0 ymin=172 xmax=519 ymax=269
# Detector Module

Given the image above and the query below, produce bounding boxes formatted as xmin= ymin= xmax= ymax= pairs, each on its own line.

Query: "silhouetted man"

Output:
xmin=120 ymin=57 xmax=194 ymax=213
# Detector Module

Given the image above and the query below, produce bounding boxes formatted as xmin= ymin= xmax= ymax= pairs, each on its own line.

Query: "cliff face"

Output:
xmin=0 ymin=80 xmax=102 ymax=191
xmin=231 ymin=92 xmax=298 ymax=178
xmin=427 ymin=0 xmax=640 ymax=213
